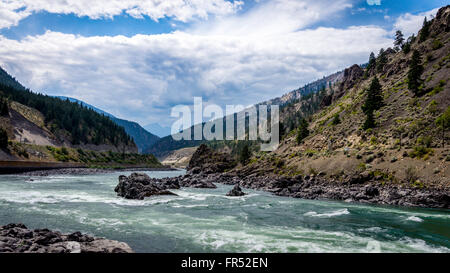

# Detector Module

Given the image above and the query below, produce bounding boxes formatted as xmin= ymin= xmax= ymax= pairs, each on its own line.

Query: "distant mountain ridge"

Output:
xmin=56 ymin=96 xmax=160 ymax=153
xmin=145 ymin=69 xmax=344 ymax=157
xmin=144 ymin=123 xmax=171 ymax=138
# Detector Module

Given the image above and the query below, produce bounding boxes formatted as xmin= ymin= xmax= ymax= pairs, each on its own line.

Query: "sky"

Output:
xmin=0 ymin=0 xmax=447 ymax=128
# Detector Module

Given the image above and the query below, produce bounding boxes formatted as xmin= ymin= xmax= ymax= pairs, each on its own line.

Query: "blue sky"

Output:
xmin=0 ymin=0 xmax=447 ymax=127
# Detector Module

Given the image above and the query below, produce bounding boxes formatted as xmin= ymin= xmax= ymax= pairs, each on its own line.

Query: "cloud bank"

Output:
xmin=0 ymin=0 xmax=244 ymax=28
xmin=0 ymin=0 xmax=438 ymax=126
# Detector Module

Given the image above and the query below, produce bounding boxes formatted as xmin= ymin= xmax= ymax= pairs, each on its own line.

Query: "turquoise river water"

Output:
xmin=0 ymin=170 xmax=449 ymax=253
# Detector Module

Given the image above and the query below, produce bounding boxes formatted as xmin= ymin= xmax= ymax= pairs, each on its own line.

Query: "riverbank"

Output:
xmin=138 ymin=169 xmax=450 ymax=209
xmin=0 ymin=223 xmax=133 ymax=253
xmin=0 ymin=160 xmax=178 ymax=175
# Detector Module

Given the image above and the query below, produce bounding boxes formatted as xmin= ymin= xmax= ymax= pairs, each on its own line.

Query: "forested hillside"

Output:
xmin=56 ymin=96 xmax=160 ymax=153
xmin=0 ymin=83 xmax=134 ymax=147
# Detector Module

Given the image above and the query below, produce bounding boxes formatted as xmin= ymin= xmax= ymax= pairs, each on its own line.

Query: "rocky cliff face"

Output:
xmin=0 ymin=223 xmax=133 ymax=253
xmin=187 ymin=144 xmax=236 ymax=174
xmin=332 ymin=64 xmax=364 ymax=101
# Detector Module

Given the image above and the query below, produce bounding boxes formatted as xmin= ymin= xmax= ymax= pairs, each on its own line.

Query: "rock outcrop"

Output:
xmin=187 ymin=144 xmax=236 ymax=174
xmin=333 ymin=64 xmax=363 ymax=101
xmin=226 ymin=184 xmax=246 ymax=197
xmin=114 ymin=172 xmax=179 ymax=199
xmin=0 ymin=223 xmax=133 ymax=253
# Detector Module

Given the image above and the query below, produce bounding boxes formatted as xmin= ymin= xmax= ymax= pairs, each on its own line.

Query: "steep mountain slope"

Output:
xmin=56 ymin=96 xmax=160 ymax=153
xmin=233 ymin=5 xmax=450 ymax=188
xmin=144 ymin=123 xmax=171 ymax=138
xmin=0 ymin=67 xmax=26 ymax=91
xmin=146 ymin=70 xmax=342 ymax=158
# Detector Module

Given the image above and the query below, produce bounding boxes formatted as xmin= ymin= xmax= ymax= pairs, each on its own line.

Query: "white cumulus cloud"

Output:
xmin=0 ymin=0 xmax=243 ymax=28
xmin=394 ymin=7 xmax=439 ymax=38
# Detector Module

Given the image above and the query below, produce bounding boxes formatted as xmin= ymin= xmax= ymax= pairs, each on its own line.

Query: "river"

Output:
xmin=0 ymin=170 xmax=449 ymax=253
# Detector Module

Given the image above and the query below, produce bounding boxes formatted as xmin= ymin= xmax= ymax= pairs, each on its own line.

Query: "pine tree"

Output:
xmin=419 ymin=17 xmax=431 ymax=42
xmin=0 ymin=128 xmax=8 ymax=149
xmin=376 ymin=48 xmax=387 ymax=73
xmin=0 ymin=98 xmax=8 ymax=116
xmin=296 ymin=118 xmax=309 ymax=144
xmin=362 ymin=77 xmax=383 ymax=114
xmin=362 ymin=77 xmax=383 ymax=130
xmin=331 ymin=113 xmax=341 ymax=125
xmin=394 ymin=30 xmax=405 ymax=50
xmin=239 ymin=144 xmax=251 ymax=164
xmin=367 ymin=52 xmax=376 ymax=71
xmin=408 ymin=50 xmax=424 ymax=96
xmin=363 ymin=110 xmax=375 ymax=130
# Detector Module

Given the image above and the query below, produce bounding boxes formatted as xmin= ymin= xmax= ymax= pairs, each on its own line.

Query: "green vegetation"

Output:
xmin=0 ymin=97 xmax=8 ymax=116
xmin=239 ymin=144 xmax=251 ymax=165
xmin=429 ymin=80 xmax=446 ymax=95
xmin=394 ymin=30 xmax=405 ymax=51
xmin=362 ymin=77 xmax=383 ymax=130
xmin=376 ymin=49 xmax=388 ymax=73
xmin=367 ymin=52 xmax=376 ymax=71
xmin=408 ymin=50 xmax=424 ymax=96
xmin=432 ymin=39 xmax=443 ymax=50
xmin=405 ymin=166 xmax=419 ymax=184
xmin=38 ymin=145 xmax=161 ymax=166
xmin=435 ymin=106 xmax=450 ymax=147
xmin=419 ymin=17 xmax=431 ymax=42
xmin=331 ymin=114 xmax=341 ymax=125
xmin=402 ymin=35 xmax=414 ymax=54
xmin=0 ymin=83 xmax=134 ymax=147
xmin=409 ymin=145 xmax=434 ymax=160
xmin=296 ymin=118 xmax=309 ymax=144
xmin=0 ymin=128 xmax=7 ymax=149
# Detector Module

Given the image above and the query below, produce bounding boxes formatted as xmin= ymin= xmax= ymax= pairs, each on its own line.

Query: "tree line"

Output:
xmin=0 ymin=83 xmax=134 ymax=147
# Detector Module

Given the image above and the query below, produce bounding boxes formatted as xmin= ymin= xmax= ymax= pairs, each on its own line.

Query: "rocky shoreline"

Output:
xmin=123 ymin=169 xmax=449 ymax=208
xmin=17 ymin=166 xmax=178 ymax=176
xmin=0 ymin=223 xmax=133 ymax=253
xmin=113 ymin=145 xmax=450 ymax=209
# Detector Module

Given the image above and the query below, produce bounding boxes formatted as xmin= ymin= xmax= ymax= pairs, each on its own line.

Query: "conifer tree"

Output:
xmin=394 ymin=30 xmax=405 ymax=50
xmin=296 ymin=118 xmax=309 ymax=144
xmin=0 ymin=98 xmax=8 ymax=116
xmin=362 ymin=77 xmax=383 ymax=130
xmin=362 ymin=77 xmax=383 ymax=114
xmin=363 ymin=110 xmax=375 ymax=130
xmin=239 ymin=144 xmax=251 ymax=164
xmin=376 ymin=48 xmax=387 ymax=73
xmin=419 ymin=17 xmax=431 ymax=42
xmin=367 ymin=52 xmax=376 ymax=71
xmin=0 ymin=128 xmax=8 ymax=149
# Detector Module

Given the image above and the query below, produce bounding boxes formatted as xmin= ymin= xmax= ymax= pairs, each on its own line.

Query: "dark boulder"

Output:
xmin=226 ymin=184 xmax=246 ymax=196
xmin=114 ymin=172 xmax=178 ymax=200
xmin=0 ymin=224 xmax=133 ymax=253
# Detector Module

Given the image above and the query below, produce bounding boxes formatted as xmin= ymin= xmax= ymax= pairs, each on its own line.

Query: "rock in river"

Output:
xmin=114 ymin=172 xmax=178 ymax=200
xmin=226 ymin=184 xmax=246 ymax=197
xmin=0 ymin=223 xmax=133 ymax=253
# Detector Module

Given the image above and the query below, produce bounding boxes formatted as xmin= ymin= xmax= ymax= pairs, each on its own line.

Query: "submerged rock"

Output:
xmin=226 ymin=185 xmax=246 ymax=197
xmin=0 ymin=223 xmax=133 ymax=253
